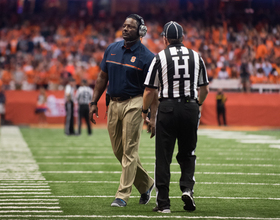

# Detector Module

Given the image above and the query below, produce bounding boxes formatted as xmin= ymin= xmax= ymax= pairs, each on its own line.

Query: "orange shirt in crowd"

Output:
xmin=9 ymin=39 xmax=18 ymax=54
xmin=25 ymin=69 xmax=35 ymax=84
xmin=212 ymin=28 xmax=220 ymax=44
xmin=48 ymin=63 xmax=63 ymax=84
xmin=88 ymin=65 xmax=100 ymax=82
xmin=1 ymin=69 xmax=12 ymax=85
xmin=266 ymin=39 xmax=274 ymax=53
xmin=250 ymin=73 xmax=268 ymax=84
xmin=256 ymin=44 xmax=268 ymax=59
xmin=274 ymin=46 xmax=280 ymax=58
xmin=35 ymin=70 xmax=49 ymax=86
xmin=206 ymin=67 xmax=215 ymax=79
xmin=269 ymin=63 xmax=280 ymax=83
xmin=73 ymin=73 xmax=81 ymax=85
xmin=65 ymin=64 xmax=75 ymax=75
xmin=147 ymin=38 xmax=158 ymax=54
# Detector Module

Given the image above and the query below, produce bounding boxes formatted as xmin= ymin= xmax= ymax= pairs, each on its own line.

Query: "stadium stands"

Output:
xmin=0 ymin=0 xmax=280 ymax=93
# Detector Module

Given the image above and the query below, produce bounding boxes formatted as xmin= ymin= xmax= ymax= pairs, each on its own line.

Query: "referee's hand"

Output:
xmin=142 ymin=113 xmax=155 ymax=138
xmin=89 ymin=105 xmax=99 ymax=124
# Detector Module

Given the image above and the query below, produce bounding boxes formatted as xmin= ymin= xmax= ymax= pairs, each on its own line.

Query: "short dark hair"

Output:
xmin=167 ymin=37 xmax=183 ymax=45
xmin=126 ymin=14 xmax=140 ymax=28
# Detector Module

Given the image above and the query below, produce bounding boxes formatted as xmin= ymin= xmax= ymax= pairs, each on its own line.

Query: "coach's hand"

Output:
xmin=89 ymin=105 xmax=99 ymax=124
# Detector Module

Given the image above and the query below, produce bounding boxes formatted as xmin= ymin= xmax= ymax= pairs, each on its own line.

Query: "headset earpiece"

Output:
xmin=133 ymin=14 xmax=147 ymax=37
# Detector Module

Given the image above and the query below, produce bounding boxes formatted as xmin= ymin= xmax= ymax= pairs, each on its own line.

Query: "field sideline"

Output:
xmin=0 ymin=125 xmax=280 ymax=220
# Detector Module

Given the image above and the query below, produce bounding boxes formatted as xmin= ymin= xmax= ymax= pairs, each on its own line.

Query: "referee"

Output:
xmin=142 ymin=21 xmax=209 ymax=213
xmin=64 ymin=77 xmax=76 ymax=135
xmin=76 ymin=79 xmax=93 ymax=135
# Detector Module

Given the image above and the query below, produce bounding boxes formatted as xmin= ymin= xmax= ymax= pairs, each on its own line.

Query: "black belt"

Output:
xmin=159 ymin=97 xmax=197 ymax=103
xmin=111 ymin=95 xmax=141 ymax=102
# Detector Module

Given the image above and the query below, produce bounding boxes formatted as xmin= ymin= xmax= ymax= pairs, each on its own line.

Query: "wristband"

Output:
xmin=142 ymin=107 xmax=148 ymax=114
xmin=198 ymin=102 xmax=202 ymax=106
xmin=90 ymin=101 xmax=97 ymax=106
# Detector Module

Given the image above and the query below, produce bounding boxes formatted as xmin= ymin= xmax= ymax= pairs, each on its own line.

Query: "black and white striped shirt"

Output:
xmin=144 ymin=44 xmax=209 ymax=99
xmin=76 ymin=86 xmax=93 ymax=105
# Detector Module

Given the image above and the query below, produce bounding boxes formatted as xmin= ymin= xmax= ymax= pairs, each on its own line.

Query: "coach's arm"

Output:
xmin=89 ymin=70 xmax=108 ymax=124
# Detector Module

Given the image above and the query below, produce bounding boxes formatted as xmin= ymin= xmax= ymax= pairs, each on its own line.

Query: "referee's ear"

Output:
xmin=163 ymin=36 xmax=169 ymax=47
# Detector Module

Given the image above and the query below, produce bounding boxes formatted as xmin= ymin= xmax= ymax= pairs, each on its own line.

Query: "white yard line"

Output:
xmin=0 ymin=183 xmax=48 ymax=185
xmin=1 ymin=195 xmax=279 ymax=201
xmin=0 ymin=186 xmax=50 ymax=188
xmin=1 ymin=180 xmax=278 ymax=186
xmin=198 ymin=129 xmax=280 ymax=150
xmin=24 ymin=162 xmax=278 ymax=167
xmin=0 ymin=126 xmax=62 ymax=216
xmin=0 ymin=180 xmax=279 ymax=186
xmin=31 ymin=155 xmax=280 ymax=160
xmin=270 ymin=145 xmax=280 ymax=149
xmin=0 ymin=206 xmax=61 ymax=209
xmin=0 ymin=202 xmax=59 ymax=205
xmin=33 ymin=170 xmax=280 ymax=176
xmin=0 ymin=192 xmax=52 ymax=195
xmin=0 ymin=210 xmax=63 ymax=213
xmin=0 ymin=189 xmax=51 ymax=191
xmin=0 ymin=199 xmax=59 ymax=201
xmin=0 ymin=215 xmax=279 ymax=220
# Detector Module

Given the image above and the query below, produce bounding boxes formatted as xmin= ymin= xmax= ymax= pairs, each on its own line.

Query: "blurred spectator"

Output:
xmin=87 ymin=60 xmax=100 ymax=88
xmin=251 ymin=67 xmax=268 ymax=84
xmin=216 ymin=89 xmax=227 ymax=126
xmin=270 ymin=59 xmax=280 ymax=83
xmin=1 ymin=64 xmax=13 ymax=90
xmin=0 ymin=81 xmax=5 ymax=125
xmin=262 ymin=59 xmax=273 ymax=77
xmin=22 ymin=57 xmax=35 ymax=90
xmin=217 ymin=66 xmax=229 ymax=79
xmin=240 ymin=58 xmax=251 ymax=93
xmin=35 ymin=62 xmax=49 ymax=90
xmin=13 ymin=65 xmax=24 ymax=90
xmin=48 ymin=59 xmax=63 ymax=90
xmin=35 ymin=86 xmax=48 ymax=125
xmin=230 ymin=65 xmax=239 ymax=79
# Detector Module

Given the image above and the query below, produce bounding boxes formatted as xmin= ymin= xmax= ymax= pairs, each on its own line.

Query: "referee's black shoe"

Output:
xmin=182 ymin=188 xmax=196 ymax=211
xmin=139 ymin=183 xmax=154 ymax=204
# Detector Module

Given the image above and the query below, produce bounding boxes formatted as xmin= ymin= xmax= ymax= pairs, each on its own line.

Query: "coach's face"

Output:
xmin=122 ymin=18 xmax=138 ymax=42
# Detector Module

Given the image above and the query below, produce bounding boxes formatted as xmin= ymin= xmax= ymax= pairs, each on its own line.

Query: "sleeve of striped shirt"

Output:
xmin=197 ymin=56 xmax=209 ymax=86
xmin=144 ymin=55 xmax=159 ymax=88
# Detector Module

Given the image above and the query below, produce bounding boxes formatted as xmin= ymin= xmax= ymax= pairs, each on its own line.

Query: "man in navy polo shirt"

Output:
xmin=89 ymin=14 xmax=157 ymax=207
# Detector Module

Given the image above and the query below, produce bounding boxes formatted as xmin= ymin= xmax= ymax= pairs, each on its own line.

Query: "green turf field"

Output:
xmin=0 ymin=126 xmax=280 ymax=219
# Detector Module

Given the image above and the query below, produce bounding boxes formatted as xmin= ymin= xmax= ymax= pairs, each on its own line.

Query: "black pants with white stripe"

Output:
xmin=65 ymin=100 xmax=75 ymax=135
xmin=155 ymin=100 xmax=200 ymax=209
xmin=78 ymin=104 xmax=92 ymax=135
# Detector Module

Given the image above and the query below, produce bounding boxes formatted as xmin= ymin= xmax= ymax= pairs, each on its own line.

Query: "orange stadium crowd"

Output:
xmin=1 ymin=11 xmax=280 ymax=91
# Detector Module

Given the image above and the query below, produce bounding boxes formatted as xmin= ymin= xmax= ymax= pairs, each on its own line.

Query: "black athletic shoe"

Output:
xmin=139 ymin=183 xmax=154 ymax=204
xmin=182 ymin=189 xmax=196 ymax=211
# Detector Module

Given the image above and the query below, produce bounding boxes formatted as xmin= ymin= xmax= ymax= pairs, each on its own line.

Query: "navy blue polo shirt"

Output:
xmin=100 ymin=40 xmax=154 ymax=98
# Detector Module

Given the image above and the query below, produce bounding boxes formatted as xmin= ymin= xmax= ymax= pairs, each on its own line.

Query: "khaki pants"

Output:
xmin=107 ymin=96 xmax=154 ymax=203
